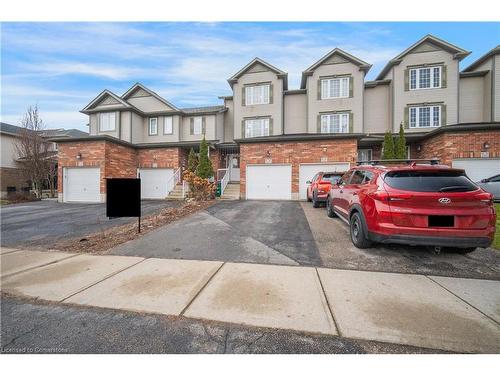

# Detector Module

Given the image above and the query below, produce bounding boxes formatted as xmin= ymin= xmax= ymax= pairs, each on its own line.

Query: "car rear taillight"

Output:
xmin=476 ymin=192 xmax=494 ymax=206
xmin=369 ymin=191 xmax=413 ymax=202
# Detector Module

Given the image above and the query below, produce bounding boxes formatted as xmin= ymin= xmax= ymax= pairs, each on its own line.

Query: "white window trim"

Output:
xmin=148 ymin=117 xmax=158 ymax=135
xmin=244 ymin=118 xmax=270 ymax=138
xmin=409 ymin=66 xmax=442 ymax=90
xmin=320 ymin=113 xmax=350 ymax=134
xmin=163 ymin=116 xmax=173 ymax=135
xmin=99 ymin=112 xmax=116 ymax=132
xmin=245 ymin=84 xmax=270 ymax=106
xmin=409 ymin=105 xmax=441 ymax=128
xmin=193 ymin=117 xmax=203 ymax=135
xmin=321 ymin=77 xmax=350 ymax=99
xmin=357 ymin=149 xmax=372 ymax=162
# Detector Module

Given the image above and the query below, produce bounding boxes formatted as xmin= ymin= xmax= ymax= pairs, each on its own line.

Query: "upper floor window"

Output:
xmin=245 ymin=118 xmax=270 ymax=138
xmin=409 ymin=105 xmax=441 ymax=128
xmin=148 ymin=118 xmax=158 ymax=135
xmin=409 ymin=66 xmax=441 ymax=90
xmin=358 ymin=149 xmax=372 ymax=162
xmin=99 ymin=112 xmax=115 ymax=132
xmin=321 ymin=77 xmax=349 ymax=99
xmin=320 ymin=113 xmax=349 ymax=134
xmin=164 ymin=116 xmax=173 ymax=134
xmin=245 ymin=84 xmax=270 ymax=105
xmin=193 ymin=117 xmax=203 ymax=135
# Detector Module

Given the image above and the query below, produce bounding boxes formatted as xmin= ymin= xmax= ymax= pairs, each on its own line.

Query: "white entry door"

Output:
xmin=138 ymin=168 xmax=174 ymax=199
xmin=229 ymin=155 xmax=240 ymax=182
xmin=452 ymin=159 xmax=500 ymax=181
xmin=64 ymin=167 xmax=101 ymax=203
xmin=246 ymin=164 xmax=292 ymax=200
xmin=298 ymin=163 xmax=350 ymax=200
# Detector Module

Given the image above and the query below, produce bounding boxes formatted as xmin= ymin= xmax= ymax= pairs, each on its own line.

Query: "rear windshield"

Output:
xmin=384 ymin=170 xmax=478 ymax=192
xmin=322 ymin=174 xmax=342 ymax=183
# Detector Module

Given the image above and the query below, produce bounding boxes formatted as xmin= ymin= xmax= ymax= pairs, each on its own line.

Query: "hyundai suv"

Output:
xmin=326 ymin=162 xmax=496 ymax=252
xmin=307 ymin=172 xmax=343 ymax=208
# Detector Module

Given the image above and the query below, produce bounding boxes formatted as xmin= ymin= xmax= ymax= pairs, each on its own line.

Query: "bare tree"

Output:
xmin=15 ymin=105 xmax=52 ymax=198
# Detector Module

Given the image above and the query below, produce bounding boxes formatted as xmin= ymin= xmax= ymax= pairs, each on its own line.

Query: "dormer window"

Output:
xmin=99 ymin=112 xmax=115 ymax=132
xmin=321 ymin=76 xmax=350 ymax=99
xmin=409 ymin=66 xmax=441 ymax=90
xmin=244 ymin=84 xmax=270 ymax=105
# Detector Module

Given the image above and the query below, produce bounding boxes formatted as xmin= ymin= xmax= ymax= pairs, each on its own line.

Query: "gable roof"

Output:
xmin=1 ymin=122 xmax=89 ymax=139
xmin=81 ymin=89 xmax=139 ymax=114
xmin=462 ymin=45 xmax=500 ymax=72
xmin=300 ymin=48 xmax=372 ymax=88
xmin=181 ymin=105 xmax=226 ymax=115
xmin=228 ymin=57 xmax=288 ymax=90
xmin=0 ymin=122 xmax=24 ymax=136
xmin=121 ymin=82 xmax=180 ymax=111
xmin=376 ymin=34 xmax=471 ymax=80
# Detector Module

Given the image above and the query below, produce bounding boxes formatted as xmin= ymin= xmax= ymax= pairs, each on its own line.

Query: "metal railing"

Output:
xmin=166 ymin=167 xmax=181 ymax=195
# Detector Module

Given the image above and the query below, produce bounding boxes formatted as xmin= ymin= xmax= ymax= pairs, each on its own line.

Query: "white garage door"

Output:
xmin=452 ymin=159 xmax=500 ymax=182
xmin=64 ymin=167 xmax=101 ymax=203
xmin=138 ymin=168 xmax=174 ymax=199
xmin=246 ymin=164 xmax=292 ymax=200
xmin=298 ymin=163 xmax=350 ymax=200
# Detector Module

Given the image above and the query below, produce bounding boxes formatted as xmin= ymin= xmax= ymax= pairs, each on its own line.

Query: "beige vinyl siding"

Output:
xmin=284 ymin=93 xmax=307 ymax=134
xmin=364 ymin=85 xmax=391 ymax=133
xmin=233 ymin=70 xmax=283 ymax=139
xmin=471 ymin=59 xmax=493 ymax=122
xmin=181 ymin=115 xmax=217 ymax=141
xmin=0 ymin=134 xmax=19 ymax=168
xmin=495 ymin=54 xmax=500 ymax=122
xmin=306 ymin=63 xmax=364 ymax=134
xmin=223 ymin=99 xmax=234 ymax=143
xmin=131 ymin=112 xmax=143 ymax=143
xmin=459 ymin=77 xmax=484 ymax=123
xmin=89 ymin=114 xmax=98 ymax=136
xmin=120 ymin=111 xmax=132 ymax=142
xmin=216 ymin=112 xmax=224 ymax=142
xmin=126 ymin=95 xmax=174 ymax=113
xmin=392 ymin=50 xmax=459 ymax=132
xmin=140 ymin=115 xmax=181 ymax=143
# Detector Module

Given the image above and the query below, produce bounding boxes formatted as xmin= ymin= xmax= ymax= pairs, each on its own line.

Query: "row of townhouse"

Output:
xmin=53 ymin=34 xmax=500 ymax=203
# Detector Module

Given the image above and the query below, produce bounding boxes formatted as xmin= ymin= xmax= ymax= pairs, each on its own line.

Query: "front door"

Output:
xmin=229 ymin=155 xmax=240 ymax=182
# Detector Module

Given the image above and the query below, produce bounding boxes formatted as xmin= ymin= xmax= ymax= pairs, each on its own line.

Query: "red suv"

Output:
xmin=307 ymin=172 xmax=343 ymax=208
xmin=326 ymin=162 xmax=496 ymax=252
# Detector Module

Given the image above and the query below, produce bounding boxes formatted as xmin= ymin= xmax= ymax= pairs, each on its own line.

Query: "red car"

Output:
xmin=326 ymin=162 xmax=496 ymax=253
xmin=307 ymin=172 xmax=343 ymax=208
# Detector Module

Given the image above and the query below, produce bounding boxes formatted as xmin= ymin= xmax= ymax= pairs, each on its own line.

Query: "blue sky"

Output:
xmin=1 ymin=22 xmax=499 ymax=131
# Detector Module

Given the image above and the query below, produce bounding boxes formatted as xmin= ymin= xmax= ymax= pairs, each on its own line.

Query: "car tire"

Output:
xmin=326 ymin=197 xmax=336 ymax=218
xmin=350 ymin=212 xmax=372 ymax=249
xmin=312 ymin=192 xmax=320 ymax=208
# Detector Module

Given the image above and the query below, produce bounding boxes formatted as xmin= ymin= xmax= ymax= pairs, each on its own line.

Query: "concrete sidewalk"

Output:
xmin=1 ymin=249 xmax=499 ymax=353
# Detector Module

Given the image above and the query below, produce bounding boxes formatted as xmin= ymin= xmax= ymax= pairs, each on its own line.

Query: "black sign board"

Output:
xmin=106 ymin=178 xmax=141 ymax=218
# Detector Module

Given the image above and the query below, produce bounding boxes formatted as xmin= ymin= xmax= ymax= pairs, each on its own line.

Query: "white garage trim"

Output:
xmin=63 ymin=167 xmax=101 ymax=203
xmin=246 ymin=164 xmax=292 ymax=200
xmin=452 ymin=158 xmax=500 ymax=182
xmin=298 ymin=163 xmax=350 ymax=200
xmin=138 ymin=168 xmax=175 ymax=199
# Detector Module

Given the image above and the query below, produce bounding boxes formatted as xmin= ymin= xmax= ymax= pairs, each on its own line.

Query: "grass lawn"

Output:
xmin=494 ymin=204 xmax=500 ymax=250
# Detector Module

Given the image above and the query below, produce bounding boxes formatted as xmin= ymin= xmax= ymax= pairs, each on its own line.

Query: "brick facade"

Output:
xmin=415 ymin=130 xmax=500 ymax=166
xmin=0 ymin=167 xmax=29 ymax=196
xmin=240 ymin=138 xmax=358 ymax=199
xmin=137 ymin=148 xmax=183 ymax=169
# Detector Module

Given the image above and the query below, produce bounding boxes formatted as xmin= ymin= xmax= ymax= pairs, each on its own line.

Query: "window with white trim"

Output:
xmin=245 ymin=118 xmax=270 ymax=138
xmin=164 ymin=116 xmax=173 ymax=134
xmin=148 ymin=118 xmax=158 ymax=135
xmin=409 ymin=66 xmax=441 ymax=90
xmin=357 ymin=149 xmax=372 ymax=162
xmin=99 ymin=112 xmax=115 ymax=131
xmin=409 ymin=105 xmax=441 ymax=128
xmin=321 ymin=77 xmax=349 ymax=99
xmin=193 ymin=117 xmax=203 ymax=135
xmin=320 ymin=113 xmax=349 ymax=133
xmin=245 ymin=84 xmax=270 ymax=105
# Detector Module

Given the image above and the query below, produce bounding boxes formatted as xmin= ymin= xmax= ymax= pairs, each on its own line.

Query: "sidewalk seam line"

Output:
xmin=59 ymin=258 xmax=146 ymax=303
xmin=180 ymin=262 xmax=226 ymax=317
xmin=425 ymin=275 xmax=500 ymax=327
xmin=1 ymin=253 xmax=82 ymax=280
xmin=315 ymin=268 xmax=342 ymax=337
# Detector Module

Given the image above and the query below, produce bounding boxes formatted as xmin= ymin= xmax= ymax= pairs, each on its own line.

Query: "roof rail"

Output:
xmin=356 ymin=158 xmax=440 ymax=166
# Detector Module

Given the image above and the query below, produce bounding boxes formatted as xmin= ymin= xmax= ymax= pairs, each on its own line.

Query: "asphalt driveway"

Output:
xmin=111 ymin=200 xmax=500 ymax=279
xmin=0 ymin=199 xmax=181 ymax=248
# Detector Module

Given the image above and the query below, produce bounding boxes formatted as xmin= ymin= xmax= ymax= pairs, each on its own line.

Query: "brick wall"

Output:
xmin=240 ymin=139 xmax=358 ymax=199
xmin=105 ymin=142 xmax=138 ymax=180
xmin=137 ymin=148 xmax=182 ymax=169
xmin=416 ymin=130 xmax=500 ymax=165
xmin=0 ymin=167 xmax=29 ymax=195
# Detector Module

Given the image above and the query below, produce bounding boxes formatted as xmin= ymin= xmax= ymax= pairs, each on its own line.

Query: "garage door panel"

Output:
xmin=298 ymin=163 xmax=350 ymax=200
xmin=64 ymin=168 xmax=101 ymax=203
xmin=452 ymin=159 xmax=500 ymax=181
xmin=139 ymin=168 xmax=174 ymax=199
xmin=246 ymin=165 xmax=292 ymax=200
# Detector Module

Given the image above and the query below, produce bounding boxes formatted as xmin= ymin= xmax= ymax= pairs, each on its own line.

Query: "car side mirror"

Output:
xmin=306 ymin=180 xmax=311 ymax=185
xmin=481 ymin=178 xmax=488 ymax=183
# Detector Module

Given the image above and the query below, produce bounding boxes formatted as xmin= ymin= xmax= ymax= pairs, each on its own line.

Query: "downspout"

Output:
xmin=492 ymin=56 xmax=496 ymax=122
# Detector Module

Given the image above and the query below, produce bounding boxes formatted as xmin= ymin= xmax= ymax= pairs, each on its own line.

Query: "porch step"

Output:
xmin=166 ymin=184 xmax=185 ymax=200
xmin=220 ymin=183 xmax=240 ymax=200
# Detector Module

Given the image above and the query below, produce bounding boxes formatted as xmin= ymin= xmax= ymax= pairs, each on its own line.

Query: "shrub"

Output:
xmin=182 ymin=170 xmax=216 ymax=201
xmin=187 ymin=148 xmax=198 ymax=173
xmin=382 ymin=131 xmax=395 ymax=159
xmin=395 ymin=122 xmax=407 ymax=159
xmin=195 ymin=137 xmax=214 ymax=178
